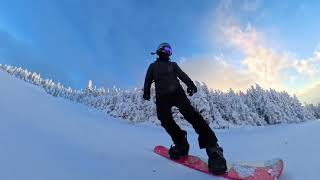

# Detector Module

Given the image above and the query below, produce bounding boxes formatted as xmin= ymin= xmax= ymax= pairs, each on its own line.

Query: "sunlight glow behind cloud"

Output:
xmin=180 ymin=0 xmax=320 ymax=98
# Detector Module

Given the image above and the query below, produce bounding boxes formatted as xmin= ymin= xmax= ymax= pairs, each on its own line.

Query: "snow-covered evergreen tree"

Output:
xmin=189 ymin=82 xmax=213 ymax=124
xmin=86 ymin=80 xmax=94 ymax=93
xmin=0 ymin=64 xmax=316 ymax=128
xmin=306 ymin=103 xmax=320 ymax=119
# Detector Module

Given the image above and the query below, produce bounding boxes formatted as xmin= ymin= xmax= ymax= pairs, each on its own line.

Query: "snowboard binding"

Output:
xmin=206 ymin=144 xmax=227 ymax=175
xmin=168 ymin=131 xmax=189 ymax=160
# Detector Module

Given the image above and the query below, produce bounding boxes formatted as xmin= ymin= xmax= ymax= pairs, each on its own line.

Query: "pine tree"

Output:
xmin=86 ymin=80 xmax=94 ymax=93
xmin=0 ymin=63 xmax=316 ymax=128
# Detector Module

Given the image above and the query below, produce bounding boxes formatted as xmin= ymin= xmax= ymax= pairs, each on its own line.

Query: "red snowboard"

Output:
xmin=154 ymin=145 xmax=283 ymax=180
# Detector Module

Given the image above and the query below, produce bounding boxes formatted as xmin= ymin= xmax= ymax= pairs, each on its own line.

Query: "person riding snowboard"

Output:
xmin=143 ymin=42 xmax=227 ymax=175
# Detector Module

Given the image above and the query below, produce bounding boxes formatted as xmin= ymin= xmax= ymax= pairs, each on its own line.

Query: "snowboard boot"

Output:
xmin=168 ymin=131 xmax=189 ymax=160
xmin=206 ymin=143 xmax=227 ymax=175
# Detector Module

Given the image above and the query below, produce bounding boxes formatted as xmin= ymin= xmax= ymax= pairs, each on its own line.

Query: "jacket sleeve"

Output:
xmin=143 ymin=63 xmax=154 ymax=96
xmin=173 ymin=62 xmax=196 ymax=88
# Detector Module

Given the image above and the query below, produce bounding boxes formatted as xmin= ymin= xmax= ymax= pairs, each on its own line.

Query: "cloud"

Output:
xmin=198 ymin=0 xmax=291 ymax=91
xmin=291 ymin=47 xmax=320 ymax=80
xmin=220 ymin=22 xmax=292 ymax=90
xmin=297 ymin=82 xmax=320 ymax=104
xmin=179 ymin=56 xmax=256 ymax=92
xmin=293 ymin=58 xmax=316 ymax=77
xmin=242 ymin=0 xmax=262 ymax=12
xmin=180 ymin=0 xmax=320 ymax=96
xmin=314 ymin=50 xmax=320 ymax=60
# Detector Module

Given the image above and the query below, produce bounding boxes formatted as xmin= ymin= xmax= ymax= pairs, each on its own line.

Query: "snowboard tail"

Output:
xmin=154 ymin=145 xmax=283 ymax=180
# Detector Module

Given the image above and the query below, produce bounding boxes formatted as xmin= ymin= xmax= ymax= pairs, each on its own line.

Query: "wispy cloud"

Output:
xmin=180 ymin=0 xmax=320 ymax=95
xmin=297 ymin=82 xmax=320 ymax=104
xmin=242 ymin=0 xmax=262 ymax=12
xmin=179 ymin=56 xmax=256 ymax=92
xmin=293 ymin=54 xmax=318 ymax=77
xmin=219 ymin=22 xmax=291 ymax=90
xmin=314 ymin=49 xmax=320 ymax=60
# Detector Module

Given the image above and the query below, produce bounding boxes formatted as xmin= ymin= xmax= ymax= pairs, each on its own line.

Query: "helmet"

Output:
xmin=151 ymin=42 xmax=172 ymax=56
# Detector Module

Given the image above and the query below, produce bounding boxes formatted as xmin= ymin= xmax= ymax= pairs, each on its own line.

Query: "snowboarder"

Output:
xmin=143 ymin=42 xmax=227 ymax=175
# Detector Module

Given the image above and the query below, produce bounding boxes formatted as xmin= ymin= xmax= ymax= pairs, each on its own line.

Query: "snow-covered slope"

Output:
xmin=0 ymin=70 xmax=319 ymax=180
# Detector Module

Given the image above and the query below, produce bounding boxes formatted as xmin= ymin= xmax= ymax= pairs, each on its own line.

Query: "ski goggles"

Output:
xmin=160 ymin=46 xmax=172 ymax=56
xmin=151 ymin=43 xmax=173 ymax=56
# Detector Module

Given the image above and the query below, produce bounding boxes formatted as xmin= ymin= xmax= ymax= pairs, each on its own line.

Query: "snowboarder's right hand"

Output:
xmin=187 ymin=85 xmax=197 ymax=96
xmin=143 ymin=93 xmax=150 ymax=101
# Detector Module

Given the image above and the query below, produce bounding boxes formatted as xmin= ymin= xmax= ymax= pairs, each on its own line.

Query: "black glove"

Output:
xmin=187 ymin=85 xmax=197 ymax=96
xmin=143 ymin=93 xmax=150 ymax=101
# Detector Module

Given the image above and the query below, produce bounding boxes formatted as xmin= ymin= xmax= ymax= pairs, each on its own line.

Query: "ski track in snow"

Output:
xmin=0 ymin=70 xmax=320 ymax=180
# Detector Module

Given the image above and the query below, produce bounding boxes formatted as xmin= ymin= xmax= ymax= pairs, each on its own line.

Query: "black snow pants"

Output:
xmin=156 ymin=89 xmax=218 ymax=149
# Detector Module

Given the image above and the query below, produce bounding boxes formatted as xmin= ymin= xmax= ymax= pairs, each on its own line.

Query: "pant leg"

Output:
xmin=156 ymin=96 xmax=186 ymax=145
xmin=173 ymin=91 xmax=218 ymax=149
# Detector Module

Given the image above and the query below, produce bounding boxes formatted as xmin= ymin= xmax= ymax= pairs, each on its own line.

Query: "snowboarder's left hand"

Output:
xmin=187 ymin=85 xmax=197 ymax=96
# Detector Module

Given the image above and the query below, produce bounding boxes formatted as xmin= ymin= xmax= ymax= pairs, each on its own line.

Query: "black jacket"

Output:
xmin=143 ymin=57 xmax=196 ymax=99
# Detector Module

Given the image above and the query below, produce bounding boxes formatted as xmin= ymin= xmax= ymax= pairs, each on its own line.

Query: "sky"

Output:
xmin=1 ymin=0 xmax=320 ymax=102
